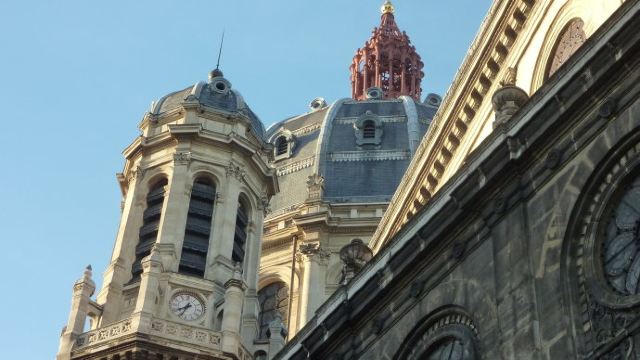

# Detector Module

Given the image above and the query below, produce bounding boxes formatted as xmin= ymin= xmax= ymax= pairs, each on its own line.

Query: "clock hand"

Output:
xmin=179 ymin=303 xmax=193 ymax=315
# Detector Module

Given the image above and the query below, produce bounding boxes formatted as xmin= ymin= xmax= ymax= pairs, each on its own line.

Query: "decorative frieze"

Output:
xmin=292 ymin=123 xmax=322 ymax=136
xmin=150 ymin=318 xmax=222 ymax=347
xmin=334 ymin=115 xmax=407 ymax=125
xmin=74 ymin=318 xmax=133 ymax=349
xmin=329 ymin=150 xmax=410 ymax=162
xmin=276 ymin=156 xmax=315 ymax=176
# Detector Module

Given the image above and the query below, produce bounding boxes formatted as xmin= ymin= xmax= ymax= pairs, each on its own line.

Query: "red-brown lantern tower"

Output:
xmin=350 ymin=1 xmax=424 ymax=101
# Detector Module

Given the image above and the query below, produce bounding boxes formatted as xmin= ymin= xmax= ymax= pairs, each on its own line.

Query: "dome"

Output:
xmin=265 ymin=95 xmax=439 ymax=215
xmin=150 ymin=75 xmax=266 ymax=141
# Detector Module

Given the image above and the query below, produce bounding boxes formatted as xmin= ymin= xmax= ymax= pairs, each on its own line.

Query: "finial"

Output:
xmin=381 ymin=0 xmax=395 ymax=14
xmin=82 ymin=264 xmax=93 ymax=280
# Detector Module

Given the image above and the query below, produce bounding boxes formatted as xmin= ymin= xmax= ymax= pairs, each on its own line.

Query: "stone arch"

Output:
xmin=189 ymin=167 xmax=224 ymax=190
xmin=562 ymin=129 xmax=640 ymax=357
xmin=531 ymin=1 xmax=596 ymax=93
xmin=378 ymin=279 xmax=499 ymax=359
xmin=393 ymin=306 xmax=479 ymax=360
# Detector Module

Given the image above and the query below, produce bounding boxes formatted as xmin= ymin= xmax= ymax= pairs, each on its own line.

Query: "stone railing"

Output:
xmin=74 ymin=318 xmax=133 ymax=349
xmin=149 ymin=318 xmax=221 ymax=350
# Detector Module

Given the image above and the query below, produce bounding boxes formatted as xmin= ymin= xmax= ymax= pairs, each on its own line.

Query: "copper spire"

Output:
xmin=350 ymin=1 xmax=424 ymax=101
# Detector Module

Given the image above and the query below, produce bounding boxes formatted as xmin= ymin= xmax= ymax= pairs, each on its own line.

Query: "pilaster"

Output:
xmin=296 ymin=242 xmax=330 ymax=328
xmin=221 ymin=267 xmax=248 ymax=354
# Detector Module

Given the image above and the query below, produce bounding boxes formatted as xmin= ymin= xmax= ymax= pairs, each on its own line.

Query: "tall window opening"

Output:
xmin=179 ymin=178 xmax=216 ymax=277
xmin=232 ymin=200 xmax=249 ymax=264
xmin=131 ymin=178 xmax=168 ymax=280
xmin=363 ymin=120 xmax=376 ymax=139
xmin=275 ymin=136 xmax=288 ymax=157
xmin=258 ymin=281 xmax=289 ymax=339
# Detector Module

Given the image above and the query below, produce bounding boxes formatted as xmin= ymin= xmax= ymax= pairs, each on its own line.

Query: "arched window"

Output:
xmin=546 ymin=18 xmax=586 ymax=78
xmin=275 ymin=136 xmax=288 ymax=157
xmin=394 ymin=308 xmax=478 ymax=360
xmin=232 ymin=200 xmax=248 ymax=264
xmin=363 ymin=120 xmax=376 ymax=139
xmin=131 ymin=178 xmax=168 ymax=280
xmin=355 ymin=112 xmax=383 ymax=146
xmin=258 ymin=281 xmax=289 ymax=339
xmin=424 ymin=338 xmax=466 ymax=360
xmin=179 ymin=178 xmax=216 ymax=277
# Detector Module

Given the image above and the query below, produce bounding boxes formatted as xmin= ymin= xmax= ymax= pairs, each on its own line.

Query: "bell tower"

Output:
xmin=57 ymin=68 xmax=279 ymax=360
xmin=350 ymin=0 xmax=424 ymax=101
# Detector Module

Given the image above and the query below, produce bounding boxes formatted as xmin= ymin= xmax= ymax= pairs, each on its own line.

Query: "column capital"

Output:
xmin=297 ymin=242 xmax=330 ymax=265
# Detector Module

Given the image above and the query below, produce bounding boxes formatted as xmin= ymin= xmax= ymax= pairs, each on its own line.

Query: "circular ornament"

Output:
xmin=579 ymin=144 xmax=640 ymax=309
xmin=169 ymin=292 xmax=205 ymax=321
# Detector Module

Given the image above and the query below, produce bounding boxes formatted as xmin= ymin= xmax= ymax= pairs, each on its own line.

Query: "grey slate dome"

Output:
xmin=150 ymin=74 xmax=267 ymax=141
xmin=266 ymin=95 xmax=438 ymax=214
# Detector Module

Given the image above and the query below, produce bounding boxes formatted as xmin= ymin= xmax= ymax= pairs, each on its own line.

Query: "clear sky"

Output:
xmin=0 ymin=1 xmax=491 ymax=358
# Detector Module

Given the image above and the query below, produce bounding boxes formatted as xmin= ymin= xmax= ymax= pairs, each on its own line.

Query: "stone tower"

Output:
xmin=350 ymin=0 xmax=424 ymax=101
xmin=57 ymin=68 xmax=279 ymax=359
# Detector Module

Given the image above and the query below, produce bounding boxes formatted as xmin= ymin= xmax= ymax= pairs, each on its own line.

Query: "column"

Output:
xmin=400 ymin=55 xmax=407 ymax=94
xmin=296 ymin=243 xmax=330 ymax=328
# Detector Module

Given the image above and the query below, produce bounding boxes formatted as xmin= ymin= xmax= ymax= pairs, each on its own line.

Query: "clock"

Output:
xmin=169 ymin=292 xmax=205 ymax=321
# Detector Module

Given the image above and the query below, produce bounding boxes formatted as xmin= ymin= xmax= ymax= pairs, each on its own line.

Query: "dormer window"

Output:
xmin=363 ymin=120 xmax=376 ymax=139
xmin=276 ymin=136 xmax=288 ymax=156
xmin=354 ymin=111 xmax=383 ymax=146
xmin=272 ymin=130 xmax=295 ymax=161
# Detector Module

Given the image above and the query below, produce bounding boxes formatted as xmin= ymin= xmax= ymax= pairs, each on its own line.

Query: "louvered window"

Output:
xmin=363 ymin=120 xmax=376 ymax=139
xmin=275 ymin=136 xmax=288 ymax=156
xmin=131 ymin=179 xmax=168 ymax=280
xmin=179 ymin=179 xmax=215 ymax=277
xmin=232 ymin=202 xmax=248 ymax=264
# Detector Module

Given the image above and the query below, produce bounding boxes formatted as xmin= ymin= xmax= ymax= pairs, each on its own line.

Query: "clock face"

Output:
xmin=170 ymin=292 xmax=205 ymax=321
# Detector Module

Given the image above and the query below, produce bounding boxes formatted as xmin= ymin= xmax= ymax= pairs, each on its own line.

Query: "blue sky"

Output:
xmin=0 ymin=1 xmax=491 ymax=357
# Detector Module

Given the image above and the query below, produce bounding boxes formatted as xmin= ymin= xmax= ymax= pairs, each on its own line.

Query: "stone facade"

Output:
xmin=275 ymin=0 xmax=638 ymax=359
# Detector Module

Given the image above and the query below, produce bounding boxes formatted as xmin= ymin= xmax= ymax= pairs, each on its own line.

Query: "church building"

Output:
xmin=58 ymin=0 xmax=638 ymax=359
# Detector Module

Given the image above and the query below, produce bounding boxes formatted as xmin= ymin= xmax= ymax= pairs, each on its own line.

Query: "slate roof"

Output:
xmin=152 ymin=79 xmax=266 ymax=140
xmin=267 ymin=97 xmax=438 ymax=214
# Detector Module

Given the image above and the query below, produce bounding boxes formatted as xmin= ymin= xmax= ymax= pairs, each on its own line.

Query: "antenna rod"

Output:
xmin=216 ymin=30 xmax=225 ymax=70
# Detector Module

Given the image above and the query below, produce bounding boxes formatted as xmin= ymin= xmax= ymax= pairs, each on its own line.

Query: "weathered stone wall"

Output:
xmin=274 ymin=1 xmax=640 ymax=358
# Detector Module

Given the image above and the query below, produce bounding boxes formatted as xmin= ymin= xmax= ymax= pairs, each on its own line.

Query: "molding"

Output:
xmin=335 ymin=115 xmax=407 ymax=125
xmin=329 ymin=150 xmax=410 ymax=162
xmin=276 ymin=156 xmax=315 ymax=176
xmin=292 ymin=123 xmax=322 ymax=137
